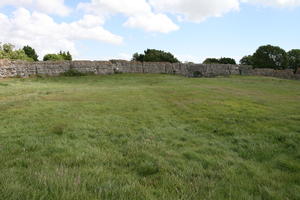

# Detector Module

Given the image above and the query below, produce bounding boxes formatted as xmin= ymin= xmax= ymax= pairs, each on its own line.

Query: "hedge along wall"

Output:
xmin=0 ymin=59 xmax=299 ymax=80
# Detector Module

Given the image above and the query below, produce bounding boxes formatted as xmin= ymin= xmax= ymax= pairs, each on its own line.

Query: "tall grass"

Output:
xmin=0 ymin=74 xmax=299 ymax=199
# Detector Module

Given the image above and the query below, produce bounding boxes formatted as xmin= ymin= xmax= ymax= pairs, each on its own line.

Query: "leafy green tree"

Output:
xmin=203 ymin=58 xmax=220 ymax=64
xmin=132 ymin=49 xmax=179 ymax=63
xmin=252 ymin=45 xmax=289 ymax=69
xmin=287 ymin=49 xmax=300 ymax=72
xmin=203 ymin=57 xmax=236 ymax=64
xmin=218 ymin=57 xmax=236 ymax=64
xmin=240 ymin=55 xmax=253 ymax=65
xmin=66 ymin=51 xmax=72 ymax=61
xmin=2 ymin=43 xmax=14 ymax=53
xmin=43 ymin=54 xmax=64 ymax=61
xmin=0 ymin=43 xmax=33 ymax=61
xmin=59 ymin=51 xmax=72 ymax=61
xmin=132 ymin=53 xmax=144 ymax=62
xmin=43 ymin=51 xmax=73 ymax=61
xmin=23 ymin=45 xmax=39 ymax=61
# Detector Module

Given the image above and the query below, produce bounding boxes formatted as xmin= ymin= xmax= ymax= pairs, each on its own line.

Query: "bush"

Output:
xmin=43 ymin=54 xmax=64 ymax=61
xmin=132 ymin=49 xmax=179 ymax=63
xmin=240 ymin=55 xmax=253 ymax=65
xmin=218 ymin=57 xmax=236 ymax=64
xmin=203 ymin=57 xmax=236 ymax=64
xmin=203 ymin=58 xmax=220 ymax=64
xmin=0 ymin=43 xmax=33 ymax=61
xmin=43 ymin=51 xmax=72 ymax=61
xmin=23 ymin=45 xmax=39 ymax=61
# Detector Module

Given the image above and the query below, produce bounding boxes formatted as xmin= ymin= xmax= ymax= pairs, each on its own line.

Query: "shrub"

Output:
xmin=43 ymin=54 xmax=64 ymax=61
xmin=23 ymin=45 xmax=39 ymax=61
xmin=43 ymin=51 xmax=72 ymax=61
xmin=132 ymin=49 xmax=179 ymax=63
xmin=203 ymin=57 xmax=236 ymax=64
xmin=0 ymin=43 xmax=33 ymax=61
xmin=240 ymin=55 xmax=253 ymax=65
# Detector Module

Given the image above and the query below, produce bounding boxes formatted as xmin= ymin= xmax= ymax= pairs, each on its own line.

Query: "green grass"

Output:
xmin=0 ymin=74 xmax=299 ymax=200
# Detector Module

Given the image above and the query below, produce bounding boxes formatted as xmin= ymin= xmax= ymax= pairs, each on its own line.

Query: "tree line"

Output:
xmin=132 ymin=45 xmax=300 ymax=72
xmin=1 ymin=43 xmax=299 ymax=72
xmin=0 ymin=43 xmax=72 ymax=61
xmin=240 ymin=45 xmax=300 ymax=72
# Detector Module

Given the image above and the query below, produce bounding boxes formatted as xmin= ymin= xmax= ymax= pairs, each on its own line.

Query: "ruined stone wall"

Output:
xmin=185 ymin=64 xmax=240 ymax=77
xmin=239 ymin=66 xmax=299 ymax=80
xmin=0 ymin=59 xmax=16 ymax=78
xmin=0 ymin=59 xmax=71 ymax=78
xmin=71 ymin=61 xmax=114 ymax=75
xmin=0 ymin=59 xmax=299 ymax=80
xmin=110 ymin=60 xmax=143 ymax=74
xmin=295 ymin=68 xmax=300 ymax=80
xmin=34 ymin=61 xmax=71 ymax=76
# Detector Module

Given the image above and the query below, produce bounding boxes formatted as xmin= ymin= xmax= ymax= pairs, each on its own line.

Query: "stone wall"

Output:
xmin=239 ymin=66 xmax=299 ymax=80
xmin=185 ymin=64 xmax=240 ymax=77
xmin=71 ymin=61 xmax=114 ymax=75
xmin=0 ymin=59 xmax=16 ymax=78
xmin=0 ymin=59 xmax=299 ymax=80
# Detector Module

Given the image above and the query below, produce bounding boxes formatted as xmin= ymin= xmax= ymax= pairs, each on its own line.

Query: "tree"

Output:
xmin=218 ymin=57 xmax=236 ymax=64
xmin=132 ymin=49 xmax=179 ymax=63
xmin=23 ymin=45 xmax=39 ymax=61
xmin=2 ymin=43 xmax=14 ymax=53
xmin=240 ymin=55 xmax=253 ymax=65
xmin=287 ymin=49 xmax=300 ymax=72
xmin=252 ymin=45 xmax=289 ymax=69
xmin=203 ymin=57 xmax=236 ymax=64
xmin=203 ymin=58 xmax=220 ymax=64
xmin=43 ymin=51 xmax=73 ymax=61
xmin=43 ymin=54 xmax=64 ymax=61
xmin=132 ymin=53 xmax=144 ymax=62
xmin=0 ymin=43 xmax=33 ymax=61
xmin=66 ymin=51 xmax=72 ymax=61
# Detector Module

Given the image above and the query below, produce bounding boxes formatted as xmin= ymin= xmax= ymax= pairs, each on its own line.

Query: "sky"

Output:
xmin=0 ymin=0 xmax=299 ymax=63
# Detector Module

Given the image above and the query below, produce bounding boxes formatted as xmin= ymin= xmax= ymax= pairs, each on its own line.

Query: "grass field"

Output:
xmin=0 ymin=74 xmax=299 ymax=200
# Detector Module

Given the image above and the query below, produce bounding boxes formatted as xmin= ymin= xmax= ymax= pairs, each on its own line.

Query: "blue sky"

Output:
xmin=0 ymin=0 xmax=299 ymax=63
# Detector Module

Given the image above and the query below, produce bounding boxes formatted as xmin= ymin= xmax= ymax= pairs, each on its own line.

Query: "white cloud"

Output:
xmin=0 ymin=0 xmax=71 ymax=16
xmin=0 ymin=8 xmax=123 ymax=58
xmin=78 ymin=0 xmax=179 ymax=33
xmin=243 ymin=0 xmax=300 ymax=7
xmin=149 ymin=0 xmax=240 ymax=23
xmin=123 ymin=13 xmax=179 ymax=33
xmin=1 ymin=0 xmax=300 ymax=60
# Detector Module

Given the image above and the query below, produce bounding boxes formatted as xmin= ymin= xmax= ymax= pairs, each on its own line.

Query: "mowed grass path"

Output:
xmin=0 ymin=74 xmax=299 ymax=200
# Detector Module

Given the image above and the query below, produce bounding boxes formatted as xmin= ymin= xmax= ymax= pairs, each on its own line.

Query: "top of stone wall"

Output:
xmin=1 ymin=59 xmax=249 ymax=66
xmin=73 ymin=60 xmax=112 ymax=64
xmin=0 ymin=59 xmax=11 ymax=67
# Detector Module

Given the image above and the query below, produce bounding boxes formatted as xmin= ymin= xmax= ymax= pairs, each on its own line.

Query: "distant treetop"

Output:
xmin=43 ymin=51 xmax=72 ymax=61
xmin=132 ymin=49 xmax=179 ymax=63
xmin=203 ymin=57 xmax=236 ymax=65
xmin=0 ymin=43 xmax=34 ymax=61
xmin=239 ymin=44 xmax=298 ymax=70
xmin=23 ymin=45 xmax=39 ymax=61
